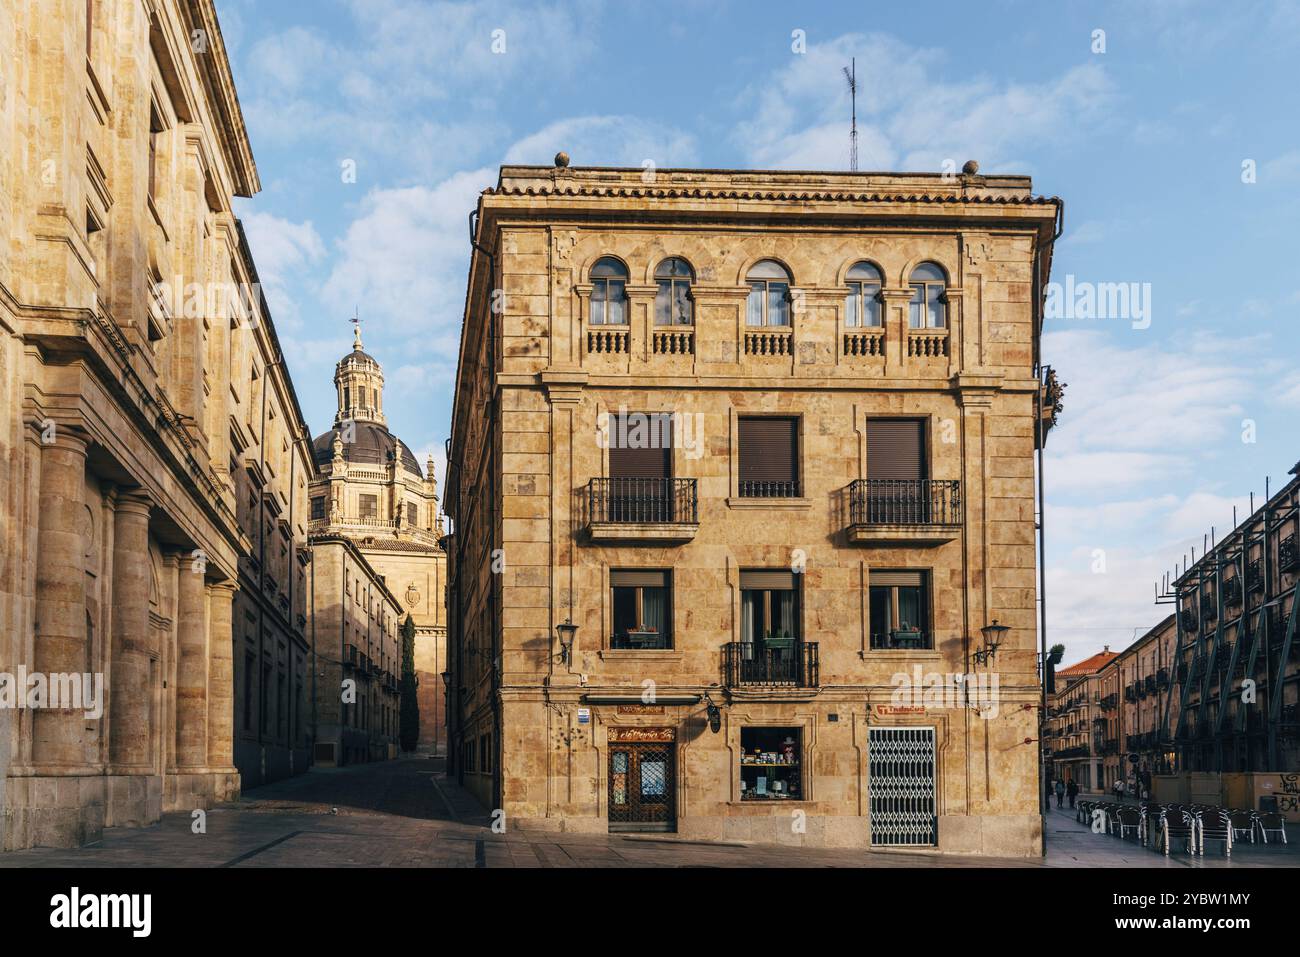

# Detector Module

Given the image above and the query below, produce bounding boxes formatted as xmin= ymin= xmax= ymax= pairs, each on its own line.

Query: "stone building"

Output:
xmin=1046 ymin=649 xmax=1116 ymax=793
xmin=1093 ymin=616 xmax=1176 ymax=795
xmin=307 ymin=535 xmax=403 ymax=766
xmin=0 ymin=0 xmax=311 ymax=847
xmin=307 ymin=328 xmax=448 ymax=754
xmin=445 ymin=160 xmax=1063 ymax=854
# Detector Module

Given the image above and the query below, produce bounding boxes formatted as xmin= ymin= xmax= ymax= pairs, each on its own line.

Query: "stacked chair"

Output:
xmin=1073 ymin=797 xmax=1291 ymax=858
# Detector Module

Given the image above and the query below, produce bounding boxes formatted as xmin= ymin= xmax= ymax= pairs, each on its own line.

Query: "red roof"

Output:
xmin=1057 ymin=650 xmax=1119 ymax=678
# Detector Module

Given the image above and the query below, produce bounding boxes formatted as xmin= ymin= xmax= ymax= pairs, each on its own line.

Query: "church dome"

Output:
xmin=311 ymin=422 xmax=423 ymax=478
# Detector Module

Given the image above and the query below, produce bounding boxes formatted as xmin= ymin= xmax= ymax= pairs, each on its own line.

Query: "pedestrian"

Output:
xmin=1054 ymin=778 xmax=1065 ymax=809
xmin=1066 ymin=778 xmax=1078 ymax=808
xmin=1113 ymin=777 xmax=1125 ymax=802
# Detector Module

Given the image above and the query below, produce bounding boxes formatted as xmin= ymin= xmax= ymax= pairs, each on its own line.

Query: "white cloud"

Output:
xmin=321 ymin=167 xmax=492 ymax=351
xmin=1044 ymin=330 xmax=1251 ymax=473
xmin=239 ymin=212 xmax=326 ymax=331
xmin=733 ymin=33 xmax=1116 ymax=173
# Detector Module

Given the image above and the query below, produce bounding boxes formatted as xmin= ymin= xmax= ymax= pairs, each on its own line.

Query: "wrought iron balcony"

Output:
xmin=723 ymin=641 xmax=819 ymax=689
xmin=584 ymin=477 xmax=699 ymax=544
xmin=1223 ymin=576 xmax=1243 ymax=607
xmin=846 ymin=479 xmax=961 ymax=546
xmin=738 ymin=479 xmax=801 ymax=498
xmin=1180 ymin=609 xmax=1198 ymax=633
xmin=1247 ymin=558 xmax=1264 ymax=592
xmin=1280 ymin=533 xmax=1299 ymax=573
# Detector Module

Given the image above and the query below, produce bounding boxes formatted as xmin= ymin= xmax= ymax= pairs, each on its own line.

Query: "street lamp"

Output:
xmin=556 ymin=619 xmax=578 ymax=664
xmin=702 ymin=692 xmax=722 ymax=734
xmin=974 ymin=619 xmax=1010 ymax=666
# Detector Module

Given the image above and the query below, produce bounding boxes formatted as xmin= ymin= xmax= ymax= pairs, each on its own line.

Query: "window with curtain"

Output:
xmin=654 ymin=257 xmax=694 ymax=325
xmin=908 ymin=262 xmax=947 ymax=328
xmin=745 ymin=260 xmax=792 ymax=327
xmin=845 ymin=261 xmax=883 ymax=327
xmin=868 ymin=571 xmax=931 ymax=649
xmin=611 ymin=569 xmax=672 ymax=649
xmin=739 ymin=570 xmax=800 ymax=645
xmin=590 ymin=256 xmax=628 ymax=325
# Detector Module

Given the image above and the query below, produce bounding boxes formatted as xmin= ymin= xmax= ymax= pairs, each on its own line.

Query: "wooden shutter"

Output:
xmin=868 ymin=570 xmax=925 ymax=587
xmin=739 ymin=570 xmax=796 ymax=590
xmin=738 ymin=417 xmax=798 ymax=483
xmin=609 ymin=413 xmax=671 ymax=478
xmin=610 ymin=569 xmax=667 ymax=587
xmin=867 ymin=420 xmax=926 ymax=480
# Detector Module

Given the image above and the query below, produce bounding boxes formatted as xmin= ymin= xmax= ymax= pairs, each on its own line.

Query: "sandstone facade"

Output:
xmin=0 ymin=0 xmax=311 ymax=848
xmin=446 ymin=163 xmax=1062 ymax=854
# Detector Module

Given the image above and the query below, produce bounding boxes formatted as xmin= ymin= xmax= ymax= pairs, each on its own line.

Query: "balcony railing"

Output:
xmin=1280 ymin=533 xmax=1299 ymax=572
xmin=738 ymin=479 xmax=801 ymax=498
xmin=585 ymin=478 xmax=699 ymax=544
xmin=847 ymin=479 xmax=961 ymax=547
xmin=723 ymin=641 xmax=818 ymax=688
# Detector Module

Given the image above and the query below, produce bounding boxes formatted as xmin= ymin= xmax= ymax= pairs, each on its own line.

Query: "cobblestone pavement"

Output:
xmin=0 ymin=758 xmax=1293 ymax=868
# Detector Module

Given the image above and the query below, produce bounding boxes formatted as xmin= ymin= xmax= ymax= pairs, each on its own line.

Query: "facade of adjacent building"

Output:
xmin=308 ymin=330 xmax=448 ymax=754
xmin=1046 ymin=649 xmax=1116 ymax=791
xmin=446 ymin=161 xmax=1062 ymax=854
xmin=307 ymin=536 xmax=403 ymax=766
xmin=1093 ymin=616 xmax=1176 ymax=795
xmin=0 ymin=0 xmax=310 ymax=848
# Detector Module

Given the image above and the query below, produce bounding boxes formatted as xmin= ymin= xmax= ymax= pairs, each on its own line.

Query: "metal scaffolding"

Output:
xmin=1154 ymin=467 xmax=1300 ymax=772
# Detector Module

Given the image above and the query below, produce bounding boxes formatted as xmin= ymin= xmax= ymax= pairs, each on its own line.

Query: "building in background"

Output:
xmin=308 ymin=329 xmax=448 ymax=754
xmin=307 ymin=535 xmax=403 ymax=765
xmin=0 ymin=0 xmax=305 ymax=847
xmin=1046 ymin=649 xmax=1117 ymax=792
xmin=445 ymin=160 xmax=1062 ymax=854
xmin=1093 ymin=616 xmax=1176 ymax=796
xmin=1161 ymin=463 xmax=1299 ymax=790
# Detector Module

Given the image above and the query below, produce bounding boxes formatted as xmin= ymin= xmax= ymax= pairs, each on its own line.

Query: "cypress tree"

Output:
xmin=400 ymin=614 xmax=420 ymax=752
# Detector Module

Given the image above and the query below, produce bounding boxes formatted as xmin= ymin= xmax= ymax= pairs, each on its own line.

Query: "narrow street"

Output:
xmin=0 ymin=757 xmax=1293 ymax=868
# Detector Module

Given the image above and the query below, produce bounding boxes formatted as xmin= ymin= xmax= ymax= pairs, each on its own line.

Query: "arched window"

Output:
xmin=654 ymin=257 xmax=694 ymax=326
xmin=845 ymin=262 xmax=882 ymax=328
xmin=590 ymin=257 xmax=628 ymax=325
xmin=908 ymin=262 xmax=947 ymax=329
xmin=745 ymin=260 xmax=791 ymax=327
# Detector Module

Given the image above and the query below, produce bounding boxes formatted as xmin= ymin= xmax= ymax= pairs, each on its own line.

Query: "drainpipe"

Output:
xmin=1034 ymin=197 xmax=1065 ymax=856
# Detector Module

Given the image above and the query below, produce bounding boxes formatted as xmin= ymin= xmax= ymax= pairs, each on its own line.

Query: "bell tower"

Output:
xmin=333 ymin=317 xmax=386 ymax=426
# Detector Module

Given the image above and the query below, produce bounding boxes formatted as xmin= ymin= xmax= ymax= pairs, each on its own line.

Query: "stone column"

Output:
xmin=174 ymin=558 xmax=209 ymax=769
xmin=32 ymin=429 xmax=90 ymax=767
xmin=206 ymin=581 xmax=238 ymax=770
xmin=109 ymin=491 xmax=153 ymax=769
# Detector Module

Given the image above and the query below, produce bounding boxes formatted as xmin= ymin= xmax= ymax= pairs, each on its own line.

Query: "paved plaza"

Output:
xmin=0 ymin=758 xmax=1293 ymax=868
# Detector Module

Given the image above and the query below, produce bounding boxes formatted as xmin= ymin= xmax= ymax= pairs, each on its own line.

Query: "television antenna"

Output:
xmin=843 ymin=58 xmax=858 ymax=171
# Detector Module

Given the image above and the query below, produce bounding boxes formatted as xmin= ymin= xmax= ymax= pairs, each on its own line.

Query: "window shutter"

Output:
xmin=609 ymin=414 xmax=672 ymax=478
xmin=739 ymin=570 xmax=796 ymax=590
xmin=867 ymin=420 xmax=926 ymax=480
xmin=738 ymin=417 xmax=798 ymax=483
xmin=610 ymin=569 xmax=668 ymax=588
xmin=869 ymin=570 xmax=925 ymax=586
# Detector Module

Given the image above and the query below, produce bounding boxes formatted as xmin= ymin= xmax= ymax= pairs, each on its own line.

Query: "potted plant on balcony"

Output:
xmin=890 ymin=622 xmax=923 ymax=649
xmin=625 ymin=624 xmax=660 ymax=649
xmin=763 ymin=629 xmax=795 ymax=654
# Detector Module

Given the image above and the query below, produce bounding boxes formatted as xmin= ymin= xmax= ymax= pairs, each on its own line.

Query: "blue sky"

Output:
xmin=217 ymin=0 xmax=1300 ymax=664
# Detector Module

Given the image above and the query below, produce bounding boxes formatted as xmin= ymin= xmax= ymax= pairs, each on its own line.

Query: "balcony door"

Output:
xmin=866 ymin=419 xmax=927 ymax=522
xmin=609 ymin=413 xmax=672 ymax=522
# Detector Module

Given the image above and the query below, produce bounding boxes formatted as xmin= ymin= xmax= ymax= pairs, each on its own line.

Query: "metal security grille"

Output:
xmin=608 ymin=742 xmax=676 ymax=832
xmin=869 ymin=727 xmax=937 ymax=846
